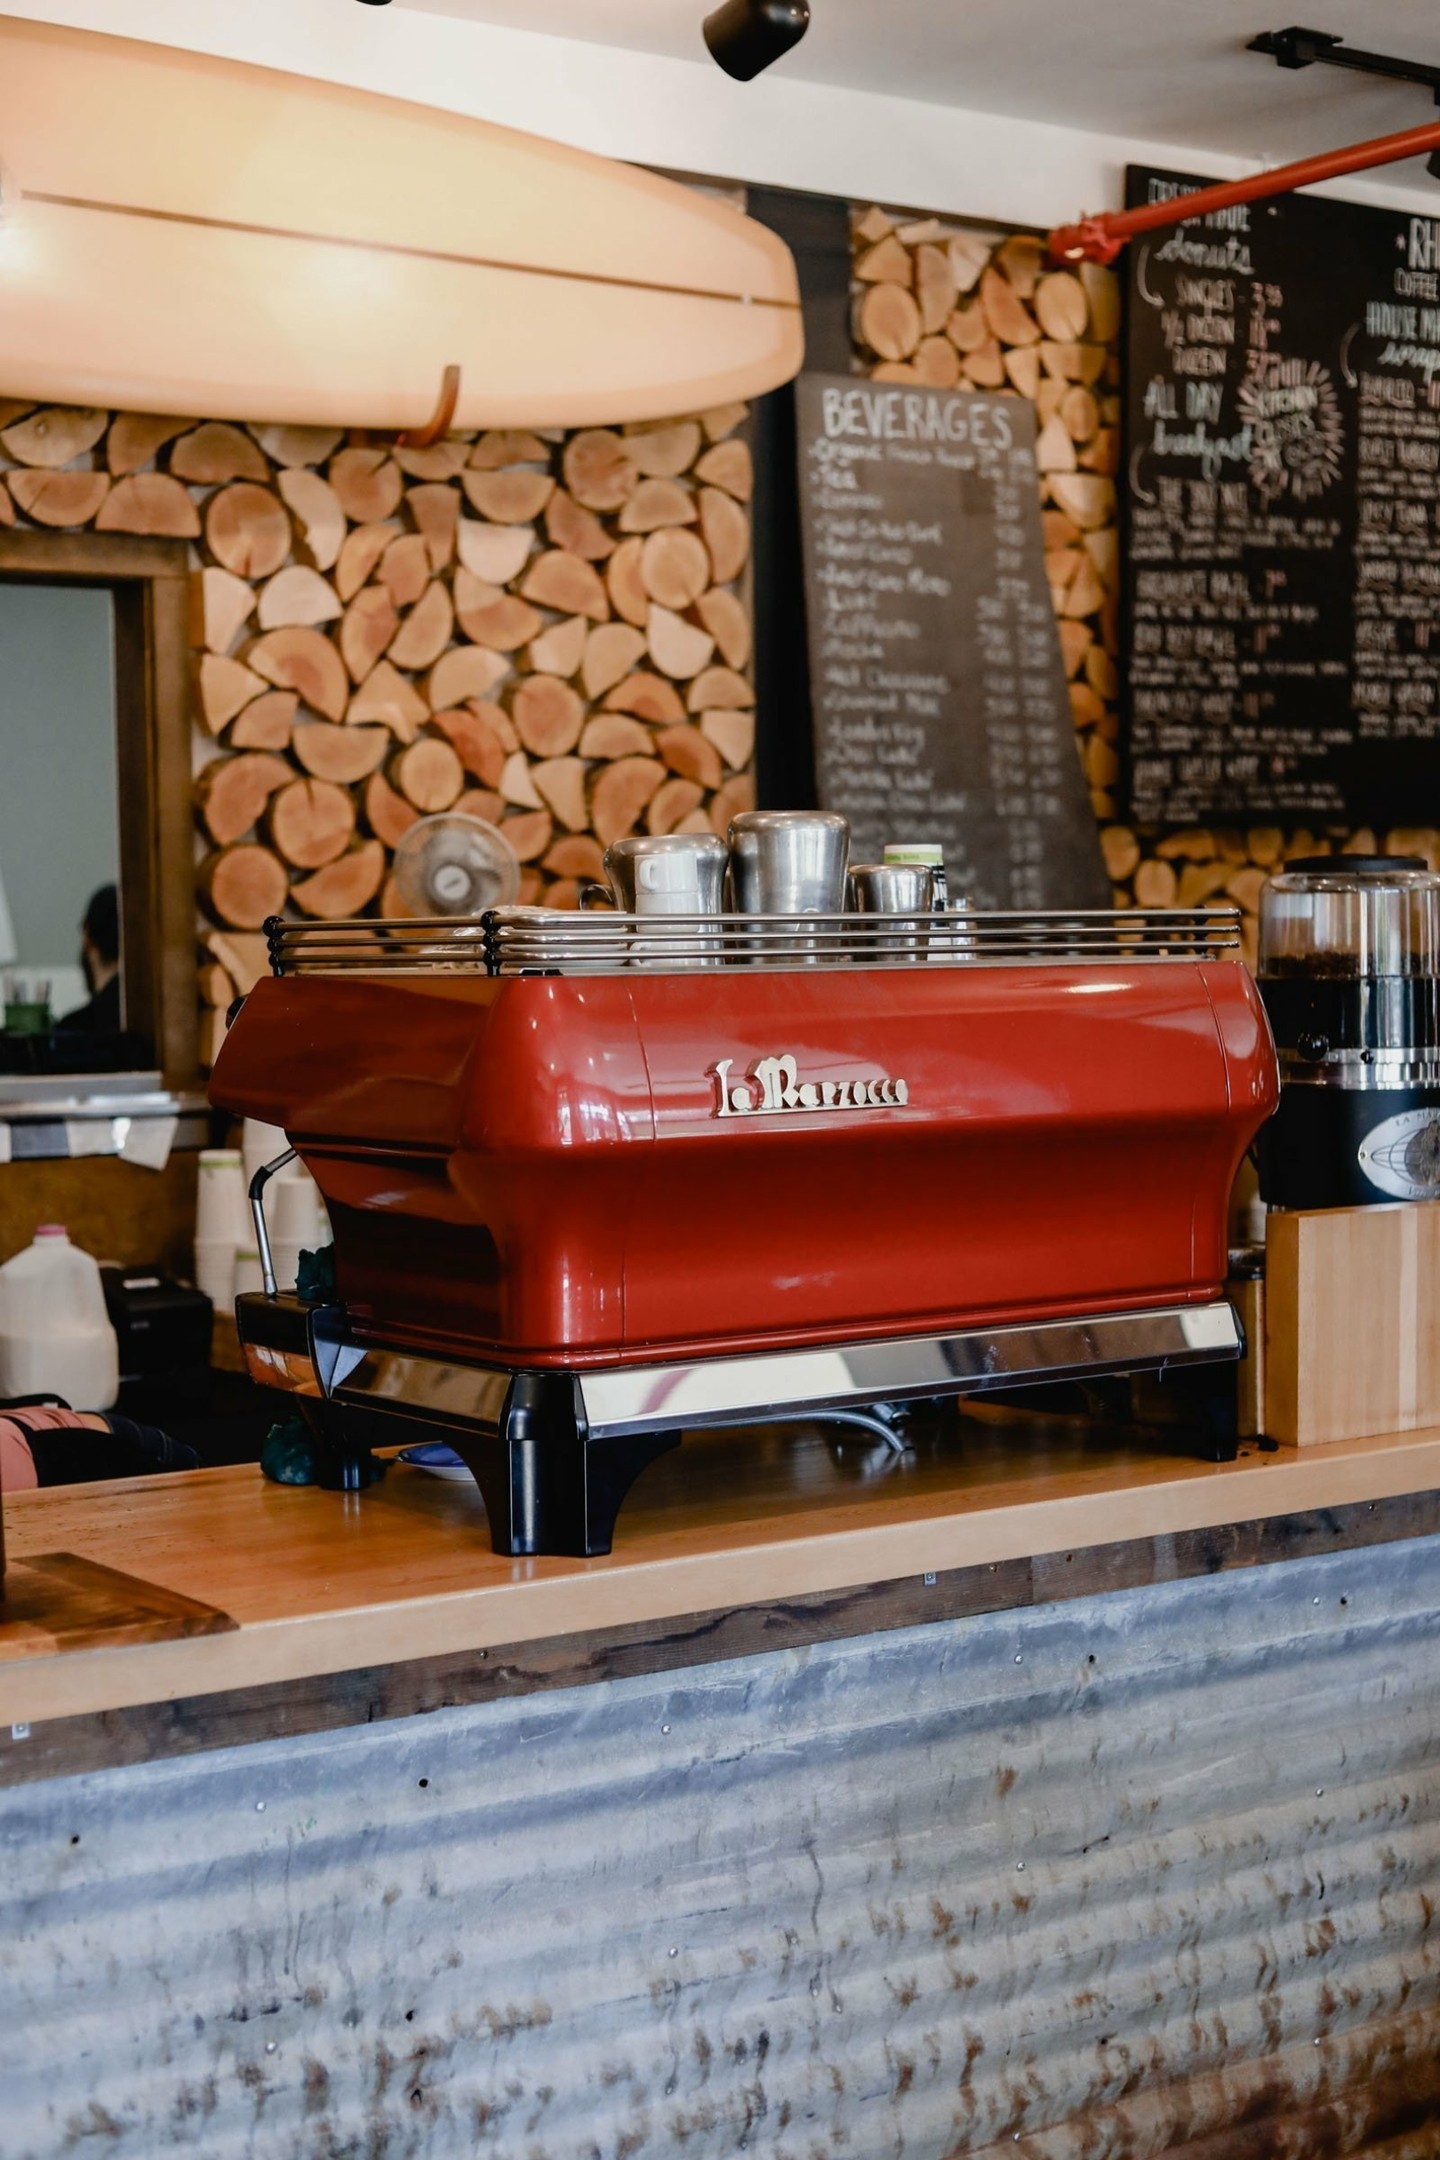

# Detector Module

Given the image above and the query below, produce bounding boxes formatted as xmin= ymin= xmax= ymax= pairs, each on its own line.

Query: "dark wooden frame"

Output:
xmin=746 ymin=187 xmax=854 ymax=812
xmin=0 ymin=529 xmax=197 ymax=1088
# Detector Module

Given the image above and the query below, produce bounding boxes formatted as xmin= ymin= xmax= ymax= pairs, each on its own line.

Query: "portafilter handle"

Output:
xmin=249 ymin=1148 xmax=297 ymax=1298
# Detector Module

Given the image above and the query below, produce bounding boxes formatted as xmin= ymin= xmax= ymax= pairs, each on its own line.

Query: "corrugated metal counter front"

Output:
xmin=3 ymin=1417 xmax=1440 ymax=2157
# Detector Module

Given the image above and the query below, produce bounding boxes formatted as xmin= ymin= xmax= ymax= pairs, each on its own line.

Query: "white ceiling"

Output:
xmin=398 ymin=0 xmax=1440 ymax=166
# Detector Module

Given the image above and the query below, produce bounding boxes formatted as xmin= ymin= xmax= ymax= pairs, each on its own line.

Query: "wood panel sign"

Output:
xmin=1124 ymin=164 xmax=1440 ymax=825
xmin=795 ymin=372 xmax=1107 ymax=911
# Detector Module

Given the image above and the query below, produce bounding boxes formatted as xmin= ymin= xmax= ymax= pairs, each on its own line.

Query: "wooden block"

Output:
xmin=1265 ymin=1203 xmax=1440 ymax=1445
xmin=1229 ymin=1269 xmax=1265 ymax=1441
xmin=0 ymin=1552 xmax=234 ymax=1661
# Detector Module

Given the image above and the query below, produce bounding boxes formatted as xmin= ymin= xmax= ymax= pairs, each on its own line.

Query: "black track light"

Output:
xmin=703 ymin=0 xmax=810 ymax=82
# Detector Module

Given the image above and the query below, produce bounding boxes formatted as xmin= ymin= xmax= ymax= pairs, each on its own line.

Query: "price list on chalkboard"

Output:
xmin=1125 ymin=165 xmax=1440 ymax=825
xmin=795 ymin=372 xmax=1107 ymax=911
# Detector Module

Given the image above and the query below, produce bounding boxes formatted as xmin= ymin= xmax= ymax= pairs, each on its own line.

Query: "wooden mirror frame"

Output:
xmin=0 ymin=528 xmax=197 ymax=1089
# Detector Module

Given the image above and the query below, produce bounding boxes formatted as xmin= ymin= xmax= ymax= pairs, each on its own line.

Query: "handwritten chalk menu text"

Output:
xmin=1125 ymin=165 xmax=1440 ymax=824
xmin=795 ymin=374 xmax=1107 ymax=911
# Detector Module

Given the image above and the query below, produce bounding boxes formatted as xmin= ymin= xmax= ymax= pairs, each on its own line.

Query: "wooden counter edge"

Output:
xmin=4 ymin=1425 xmax=1440 ymax=1742
xmin=4 ymin=1474 xmax=1436 ymax=1793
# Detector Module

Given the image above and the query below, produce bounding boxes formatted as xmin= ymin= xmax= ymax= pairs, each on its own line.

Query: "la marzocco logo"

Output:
xmin=712 ymin=1052 xmax=909 ymax=1119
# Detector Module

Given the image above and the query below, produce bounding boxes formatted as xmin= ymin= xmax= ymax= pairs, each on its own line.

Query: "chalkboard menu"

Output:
xmin=795 ymin=372 xmax=1108 ymax=911
xmin=1125 ymin=164 xmax=1440 ymax=825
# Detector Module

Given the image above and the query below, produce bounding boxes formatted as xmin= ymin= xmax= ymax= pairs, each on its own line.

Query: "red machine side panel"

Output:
xmin=211 ymin=975 xmax=497 ymax=1153
xmin=212 ymin=973 xmax=655 ymax=1359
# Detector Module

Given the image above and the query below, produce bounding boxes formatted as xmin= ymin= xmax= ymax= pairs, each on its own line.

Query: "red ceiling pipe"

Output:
xmin=1048 ymin=115 xmax=1440 ymax=265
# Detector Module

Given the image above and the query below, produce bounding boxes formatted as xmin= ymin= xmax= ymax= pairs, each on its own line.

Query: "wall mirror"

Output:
xmin=0 ymin=530 xmax=197 ymax=1102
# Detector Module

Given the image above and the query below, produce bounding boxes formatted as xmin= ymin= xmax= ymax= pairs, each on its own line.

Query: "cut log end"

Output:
xmin=291 ymin=841 xmax=387 ymax=920
xmin=202 ymin=844 xmax=289 ymax=931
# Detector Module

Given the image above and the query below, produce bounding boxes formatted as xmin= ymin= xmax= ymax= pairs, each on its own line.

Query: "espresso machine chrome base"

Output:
xmin=237 ymin=1296 xmax=1244 ymax=1558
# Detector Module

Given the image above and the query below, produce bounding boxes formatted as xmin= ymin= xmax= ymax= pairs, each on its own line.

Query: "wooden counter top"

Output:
xmin=6 ymin=1407 xmax=1440 ymax=1733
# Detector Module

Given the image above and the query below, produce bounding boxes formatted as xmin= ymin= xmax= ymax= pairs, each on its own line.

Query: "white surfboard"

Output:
xmin=0 ymin=17 xmax=804 ymax=430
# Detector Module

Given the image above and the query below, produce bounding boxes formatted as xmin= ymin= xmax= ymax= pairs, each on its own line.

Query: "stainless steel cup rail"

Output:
xmin=264 ymin=908 xmax=1242 ymax=978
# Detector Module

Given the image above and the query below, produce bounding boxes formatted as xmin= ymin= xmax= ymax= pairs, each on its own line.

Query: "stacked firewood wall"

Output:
xmin=0 ymin=400 xmax=755 ymax=1060
xmin=850 ymin=206 xmax=1437 ymax=963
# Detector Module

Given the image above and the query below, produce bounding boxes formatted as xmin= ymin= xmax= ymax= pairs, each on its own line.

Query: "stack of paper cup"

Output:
xmin=195 ymin=1133 xmax=332 ymax=1304
xmin=241 ymin=1118 xmax=290 ymax=1189
xmin=194 ymin=1147 xmax=249 ymax=1310
xmin=268 ymin=1166 xmax=330 ymax=1291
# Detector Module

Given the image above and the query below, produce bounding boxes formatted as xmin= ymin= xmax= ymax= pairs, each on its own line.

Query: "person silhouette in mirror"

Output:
xmin=57 ymin=884 xmax=121 ymax=1033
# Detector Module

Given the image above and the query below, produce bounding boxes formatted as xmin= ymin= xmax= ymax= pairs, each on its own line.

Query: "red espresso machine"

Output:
xmin=212 ymin=905 xmax=1278 ymax=1555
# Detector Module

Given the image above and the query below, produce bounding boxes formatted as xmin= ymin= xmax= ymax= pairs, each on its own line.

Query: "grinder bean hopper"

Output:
xmin=1257 ymin=856 xmax=1440 ymax=1209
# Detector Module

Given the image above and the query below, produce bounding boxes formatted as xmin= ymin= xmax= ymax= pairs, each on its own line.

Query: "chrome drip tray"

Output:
xmin=235 ymin=1294 xmax=1243 ymax=1558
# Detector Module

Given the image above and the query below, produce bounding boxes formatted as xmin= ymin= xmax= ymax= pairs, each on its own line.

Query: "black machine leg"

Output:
xmin=1149 ymin=1358 xmax=1243 ymax=1463
xmin=450 ymin=1373 xmax=680 ymax=1557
